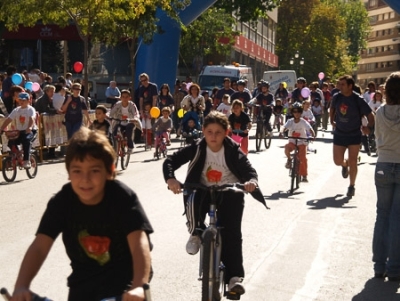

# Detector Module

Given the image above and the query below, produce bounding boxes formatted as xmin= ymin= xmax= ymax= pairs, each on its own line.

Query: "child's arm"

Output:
xmin=124 ymin=230 xmax=151 ymax=300
xmin=12 ymin=234 xmax=54 ymax=300
xmin=0 ymin=117 xmax=12 ymax=132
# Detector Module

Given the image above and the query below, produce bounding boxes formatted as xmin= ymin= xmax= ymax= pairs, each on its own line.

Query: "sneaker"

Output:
xmin=347 ymin=186 xmax=355 ymax=197
xmin=186 ymin=235 xmax=201 ymax=255
xmin=341 ymin=164 xmax=349 ymax=178
xmin=285 ymin=159 xmax=292 ymax=169
xmin=301 ymin=176 xmax=308 ymax=182
xmin=228 ymin=277 xmax=245 ymax=295
xmin=23 ymin=160 xmax=31 ymax=169
xmin=166 ymin=140 xmax=171 ymax=146
xmin=128 ymin=148 xmax=134 ymax=154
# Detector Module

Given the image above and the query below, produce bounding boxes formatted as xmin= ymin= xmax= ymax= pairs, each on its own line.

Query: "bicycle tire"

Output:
xmin=212 ymin=240 xmax=224 ymax=301
xmin=114 ymin=138 xmax=120 ymax=168
xmin=295 ymin=156 xmax=301 ymax=190
xmin=121 ymin=142 xmax=130 ymax=170
xmin=290 ymin=156 xmax=298 ymax=194
xmin=276 ymin=122 xmax=280 ymax=133
xmin=202 ymin=231 xmax=214 ymax=301
xmin=2 ymin=157 xmax=17 ymax=182
xmin=255 ymin=122 xmax=262 ymax=152
xmin=264 ymin=126 xmax=272 ymax=149
xmin=155 ymin=146 xmax=160 ymax=160
xmin=26 ymin=154 xmax=38 ymax=179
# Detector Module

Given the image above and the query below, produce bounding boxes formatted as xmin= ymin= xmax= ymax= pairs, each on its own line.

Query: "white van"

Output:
xmin=198 ymin=65 xmax=254 ymax=92
xmin=263 ymin=70 xmax=297 ymax=94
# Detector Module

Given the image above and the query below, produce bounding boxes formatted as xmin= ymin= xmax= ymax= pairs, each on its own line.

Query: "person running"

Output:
xmin=163 ymin=111 xmax=267 ymax=297
xmin=330 ymin=75 xmax=375 ymax=197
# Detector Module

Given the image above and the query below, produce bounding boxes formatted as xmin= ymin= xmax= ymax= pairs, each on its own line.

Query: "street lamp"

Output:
xmin=289 ymin=51 xmax=304 ymax=75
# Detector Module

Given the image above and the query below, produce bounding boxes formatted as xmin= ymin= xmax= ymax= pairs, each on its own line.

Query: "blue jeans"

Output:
xmin=373 ymin=162 xmax=400 ymax=276
xmin=65 ymin=121 xmax=82 ymax=139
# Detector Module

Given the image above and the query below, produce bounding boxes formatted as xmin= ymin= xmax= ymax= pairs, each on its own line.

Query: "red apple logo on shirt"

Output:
xmin=206 ymin=166 xmax=222 ymax=183
xmin=19 ymin=115 xmax=26 ymax=125
xmin=78 ymin=230 xmax=111 ymax=265
xmin=122 ymin=115 xmax=128 ymax=120
xmin=340 ymin=103 xmax=348 ymax=116
xmin=71 ymin=101 xmax=77 ymax=110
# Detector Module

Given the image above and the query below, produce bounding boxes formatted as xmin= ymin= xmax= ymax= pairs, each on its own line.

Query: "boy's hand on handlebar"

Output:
xmin=11 ymin=287 xmax=31 ymax=301
xmin=244 ymin=181 xmax=256 ymax=193
xmin=167 ymin=178 xmax=181 ymax=194
xmin=122 ymin=286 xmax=145 ymax=301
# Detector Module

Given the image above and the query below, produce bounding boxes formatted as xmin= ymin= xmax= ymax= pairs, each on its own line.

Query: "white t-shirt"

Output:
xmin=8 ymin=105 xmax=37 ymax=131
xmin=121 ymin=105 xmax=129 ymax=125
xmin=52 ymin=93 xmax=65 ymax=111
xmin=284 ymin=118 xmax=312 ymax=145
xmin=368 ymin=100 xmax=382 ymax=112
xmin=201 ymin=146 xmax=239 ymax=186
xmin=312 ymin=105 xmax=323 ymax=116
xmin=216 ymin=103 xmax=231 ymax=117
xmin=301 ymin=109 xmax=315 ymax=123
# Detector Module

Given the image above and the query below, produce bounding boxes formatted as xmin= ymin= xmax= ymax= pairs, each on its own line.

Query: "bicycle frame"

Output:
xmin=287 ymin=136 xmax=309 ymax=194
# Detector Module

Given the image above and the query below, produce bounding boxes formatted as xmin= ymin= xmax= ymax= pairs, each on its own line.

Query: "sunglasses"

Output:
xmin=292 ymin=110 xmax=301 ymax=113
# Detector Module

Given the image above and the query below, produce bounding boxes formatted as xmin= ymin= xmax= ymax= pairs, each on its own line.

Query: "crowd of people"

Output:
xmin=1 ymin=63 xmax=399 ymax=300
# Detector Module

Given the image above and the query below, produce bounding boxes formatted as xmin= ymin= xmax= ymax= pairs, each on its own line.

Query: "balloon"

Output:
xmin=301 ymin=87 xmax=310 ymax=98
xmin=177 ymin=108 xmax=186 ymax=118
xmin=318 ymin=72 xmax=325 ymax=81
xmin=150 ymin=107 xmax=160 ymax=118
xmin=24 ymin=81 xmax=33 ymax=91
xmin=73 ymin=61 xmax=84 ymax=73
xmin=32 ymin=82 xmax=41 ymax=92
xmin=282 ymin=82 xmax=287 ymax=89
xmin=11 ymin=73 xmax=22 ymax=85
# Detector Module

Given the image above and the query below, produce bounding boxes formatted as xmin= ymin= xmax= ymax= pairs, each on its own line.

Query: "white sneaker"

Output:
xmin=186 ymin=235 xmax=201 ymax=255
xmin=228 ymin=277 xmax=245 ymax=295
xmin=23 ymin=160 xmax=31 ymax=169
xmin=128 ymin=148 xmax=134 ymax=154
xmin=285 ymin=159 xmax=292 ymax=169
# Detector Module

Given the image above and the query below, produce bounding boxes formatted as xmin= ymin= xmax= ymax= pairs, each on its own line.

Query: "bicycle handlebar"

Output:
xmin=180 ymin=182 xmax=258 ymax=194
xmin=287 ymin=136 xmax=313 ymax=141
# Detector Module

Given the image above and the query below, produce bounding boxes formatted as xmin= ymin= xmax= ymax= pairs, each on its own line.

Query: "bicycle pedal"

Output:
xmin=226 ymin=292 xmax=241 ymax=300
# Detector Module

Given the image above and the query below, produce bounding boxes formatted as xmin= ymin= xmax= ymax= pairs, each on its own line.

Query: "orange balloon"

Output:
xmin=150 ymin=107 xmax=160 ymax=118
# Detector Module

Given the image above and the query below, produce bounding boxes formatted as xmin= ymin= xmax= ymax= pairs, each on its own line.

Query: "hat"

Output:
xmin=18 ymin=92 xmax=30 ymax=100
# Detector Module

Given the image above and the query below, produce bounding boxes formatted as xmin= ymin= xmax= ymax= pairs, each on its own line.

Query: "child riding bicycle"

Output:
xmin=0 ymin=92 xmax=37 ymax=169
xmin=10 ymin=127 xmax=153 ymax=301
xmin=109 ymin=89 xmax=141 ymax=154
xmin=152 ymin=106 xmax=173 ymax=147
xmin=279 ymin=103 xmax=315 ymax=183
xmin=163 ymin=111 xmax=267 ymax=297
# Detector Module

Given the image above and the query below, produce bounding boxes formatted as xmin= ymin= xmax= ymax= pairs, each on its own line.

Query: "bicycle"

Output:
xmin=1 ymin=284 xmax=152 ymax=301
xmin=181 ymin=182 xmax=256 ymax=301
xmin=286 ymin=136 xmax=311 ymax=194
xmin=1 ymin=130 xmax=38 ymax=182
xmin=252 ymin=104 xmax=272 ymax=152
xmin=110 ymin=118 xmax=136 ymax=170
xmin=153 ymin=130 xmax=168 ymax=160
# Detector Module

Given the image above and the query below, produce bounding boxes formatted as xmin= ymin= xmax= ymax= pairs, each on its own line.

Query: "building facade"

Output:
xmin=357 ymin=0 xmax=400 ymax=88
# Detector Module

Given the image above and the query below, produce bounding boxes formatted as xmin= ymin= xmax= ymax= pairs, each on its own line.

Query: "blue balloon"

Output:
xmin=25 ymin=81 xmax=33 ymax=91
xmin=11 ymin=73 xmax=23 ymax=85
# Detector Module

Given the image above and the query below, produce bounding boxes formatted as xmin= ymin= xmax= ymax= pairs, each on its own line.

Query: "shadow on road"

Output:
xmin=264 ymin=190 xmax=305 ymax=200
xmin=352 ymin=278 xmax=400 ymax=301
xmin=306 ymin=194 xmax=357 ymax=209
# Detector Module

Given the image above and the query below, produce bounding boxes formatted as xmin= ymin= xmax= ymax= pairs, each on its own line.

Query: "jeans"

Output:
xmin=113 ymin=123 xmax=135 ymax=149
xmin=65 ymin=121 xmax=82 ymax=140
xmin=372 ymin=162 xmax=400 ymax=276
xmin=8 ymin=130 xmax=36 ymax=160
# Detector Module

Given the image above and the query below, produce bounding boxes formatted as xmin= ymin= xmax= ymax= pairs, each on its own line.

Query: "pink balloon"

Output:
xmin=32 ymin=82 xmax=41 ymax=92
xmin=301 ymin=87 xmax=310 ymax=98
xmin=318 ymin=72 xmax=325 ymax=80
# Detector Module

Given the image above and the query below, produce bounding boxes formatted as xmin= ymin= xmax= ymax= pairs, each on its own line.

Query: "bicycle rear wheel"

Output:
xmin=120 ymin=142 xmax=130 ymax=170
xmin=26 ymin=154 xmax=38 ymax=179
xmin=255 ymin=122 xmax=262 ymax=152
xmin=2 ymin=157 xmax=16 ymax=182
xmin=202 ymin=231 xmax=214 ymax=301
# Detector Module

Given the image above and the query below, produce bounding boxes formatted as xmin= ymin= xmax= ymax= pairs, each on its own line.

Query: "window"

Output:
xmin=369 ymin=0 xmax=377 ymax=8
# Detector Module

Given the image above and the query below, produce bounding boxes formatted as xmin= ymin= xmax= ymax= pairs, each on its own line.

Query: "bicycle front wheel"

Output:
xmin=120 ymin=142 xmax=130 ymax=170
xmin=2 ymin=157 xmax=16 ymax=182
xmin=264 ymin=126 xmax=272 ymax=149
xmin=202 ymin=231 xmax=214 ymax=301
xmin=113 ymin=138 xmax=120 ymax=168
xmin=255 ymin=122 xmax=262 ymax=152
xmin=26 ymin=154 xmax=38 ymax=179
xmin=290 ymin=156 xmax=299 ymax=194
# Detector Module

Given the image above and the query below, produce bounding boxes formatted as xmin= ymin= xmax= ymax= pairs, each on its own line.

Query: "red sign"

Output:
xmin=234 ymin=35 xmax=278 ymax=67
xmin=2 ymin=24 xmax=81 ymax=41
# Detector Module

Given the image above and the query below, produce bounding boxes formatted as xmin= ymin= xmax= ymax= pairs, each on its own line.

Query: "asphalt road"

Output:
xmin=1 ymin=127 xmax=392 ymax=301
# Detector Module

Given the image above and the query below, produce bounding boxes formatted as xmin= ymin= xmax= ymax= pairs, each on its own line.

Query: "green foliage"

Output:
xmin=179 ymin=7 xmax=239 ymax=75
xmin=215 ymin=0 xmax=281 ymax=23
xmin=276 ymin=0 xmax=369 ymax=81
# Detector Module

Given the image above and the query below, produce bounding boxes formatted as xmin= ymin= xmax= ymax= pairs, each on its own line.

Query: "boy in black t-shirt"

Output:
xmin=89 ymin=105 xmax=111 ymax=136
xmin=11 ymin=128 xmax=153 ymax=301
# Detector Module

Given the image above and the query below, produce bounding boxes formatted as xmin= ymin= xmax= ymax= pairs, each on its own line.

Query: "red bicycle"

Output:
xmin=1 ymin=130 xmax=38 ymax=182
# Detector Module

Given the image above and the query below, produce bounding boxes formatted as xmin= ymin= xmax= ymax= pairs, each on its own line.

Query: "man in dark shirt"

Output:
xmin=138 ymin=73 xmax=158 ymax=115
xmin=230 ymin=80 xmax=251 ymax=111
xmin=215 ymin=78 xmax=235 ymax=109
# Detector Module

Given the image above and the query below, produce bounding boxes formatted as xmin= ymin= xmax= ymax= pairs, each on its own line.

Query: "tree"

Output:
xmin=0 ymin=0 xmax=188 ymax=99
xmin=215 ymin=0 xmax=281 ymax=23
xmin=179 ymin=7 xmax=240 ymax=76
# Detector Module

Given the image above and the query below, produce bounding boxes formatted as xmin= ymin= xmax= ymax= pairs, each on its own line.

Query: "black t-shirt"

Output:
xmin=139 ymin=83 xmax=158 ymax=108
xmin=37 ymin=180 xmax=153 ymax=298
xmin=63 ymin=95 xmax=88 ymax=124
xmin=230 ymin=91 xmax=251 ymax=105
xmin=157 ymin=94 xmax=174 ymax=109
xmin=228 ymin=112 xmax=251 ymax=137
xmin=256 ymin=92 xmax=274 ymax=108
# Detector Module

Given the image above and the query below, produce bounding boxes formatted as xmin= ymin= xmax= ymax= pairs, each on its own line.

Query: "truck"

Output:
xmin=263 ymin=70 xmax=297 ymax=94
xmin=198 ymin=64 xmax=254 ymax=92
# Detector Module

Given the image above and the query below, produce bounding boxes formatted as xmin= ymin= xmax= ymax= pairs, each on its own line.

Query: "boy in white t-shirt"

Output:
xmin=216 ymin=94 xmax=232 ymax=117
xmin=279 ymin=103 xmax=315 ymax=182
xmin=0 ymin=92 xmax=37 ymax=168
